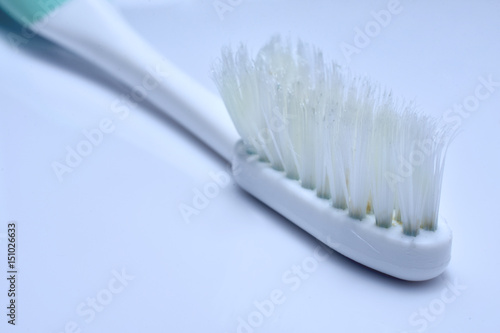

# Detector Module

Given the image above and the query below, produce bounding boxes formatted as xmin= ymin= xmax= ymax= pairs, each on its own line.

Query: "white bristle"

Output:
xmin=371 ymin=96 xmax=398 ymax=228
xmin=212 ymin=36 xmax=451 ymax=237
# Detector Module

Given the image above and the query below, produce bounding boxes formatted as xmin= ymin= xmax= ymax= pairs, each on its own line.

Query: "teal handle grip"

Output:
xmin=0 ymin=0 xmax=70 ymax=25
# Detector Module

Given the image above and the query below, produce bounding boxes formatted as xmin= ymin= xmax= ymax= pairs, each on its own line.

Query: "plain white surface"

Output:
xmin=1 ymin=0 xmax=499 ymax=332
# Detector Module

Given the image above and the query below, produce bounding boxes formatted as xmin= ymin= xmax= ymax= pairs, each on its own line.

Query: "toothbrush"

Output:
xmin=0 ymin=0 xmax=452 ymax=281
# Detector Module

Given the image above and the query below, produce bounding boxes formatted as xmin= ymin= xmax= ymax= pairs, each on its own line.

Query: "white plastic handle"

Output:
xmin=32 ymin=0 xmax=239 ymax=161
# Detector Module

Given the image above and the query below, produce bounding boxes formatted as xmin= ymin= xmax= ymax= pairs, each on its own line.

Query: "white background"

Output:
xmin=1 ymin=0 xmax=499 ymax=332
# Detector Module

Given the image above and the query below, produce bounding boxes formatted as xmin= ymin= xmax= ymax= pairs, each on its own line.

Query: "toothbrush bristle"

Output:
xmin=212 ymin=36 xmax=451 ymax=236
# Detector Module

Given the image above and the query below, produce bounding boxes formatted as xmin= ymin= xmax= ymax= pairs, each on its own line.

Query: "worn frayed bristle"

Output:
xmin=212 ymin=36 xmax=451 ymax=236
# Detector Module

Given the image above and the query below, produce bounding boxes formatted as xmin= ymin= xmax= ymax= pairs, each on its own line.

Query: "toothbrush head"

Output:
xmin=213 ymin=36 xmax=454 ymax=280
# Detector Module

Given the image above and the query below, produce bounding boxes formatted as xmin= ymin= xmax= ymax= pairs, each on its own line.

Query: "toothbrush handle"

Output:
xmin=31 ymin=0 xmax=239 ymax=161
